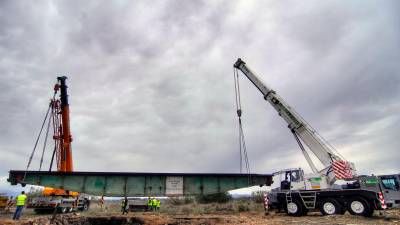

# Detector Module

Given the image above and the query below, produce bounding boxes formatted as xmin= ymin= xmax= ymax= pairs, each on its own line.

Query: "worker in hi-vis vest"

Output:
xmin=13 ymin=191 xmax=27 ymax=220
xmin=156 ymin=199 xmax=161 ymax=211
xmin=147 ymin=197 xmax=153 ymax=211
xmin=151 ymin=198 xmax=157 ymax=211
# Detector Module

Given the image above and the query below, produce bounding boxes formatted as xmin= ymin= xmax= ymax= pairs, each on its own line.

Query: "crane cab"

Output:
xmin=273 ymin=168 xmax=306 ymax=191
xmin=273 ymin=168 xmax=330 ymax=191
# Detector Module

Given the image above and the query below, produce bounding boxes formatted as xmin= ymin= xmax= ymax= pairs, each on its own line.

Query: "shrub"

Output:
xmin=251 ymin=190 xmax=266 ymax=203
xmin=168 ymin=197 xmax=185 ymax=205
xmin=237 ymin=203 xmax=249 ymax=212
xmin=184 ymin=196 xmax=194 ymax=204
xmin=196 ymin=192 xmax=232 ymax=204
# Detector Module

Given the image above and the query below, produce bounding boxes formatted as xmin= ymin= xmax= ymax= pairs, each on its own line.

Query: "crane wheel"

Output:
xmin=286 ymin=199 xmax=304 ymax=217
xmin=60 ymin=207 xmax=67 ymax=214
xmin=347 ymin=197 xmax=373 ymax=217
xmin=320 ymin=198 xmax=342 ymax=215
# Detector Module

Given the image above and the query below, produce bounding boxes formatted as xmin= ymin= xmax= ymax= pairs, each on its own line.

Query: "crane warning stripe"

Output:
xmin=263 ymin=193 xmax=269 ymax=211
xmin=378 ymin=192 xmax=387 ymax=209
xmin=332 ymin=160 xmax=353 ymax=179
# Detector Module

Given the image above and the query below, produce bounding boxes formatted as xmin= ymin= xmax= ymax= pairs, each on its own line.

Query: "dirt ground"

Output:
xmin=0 ymin=209 xmax=399 ymax=225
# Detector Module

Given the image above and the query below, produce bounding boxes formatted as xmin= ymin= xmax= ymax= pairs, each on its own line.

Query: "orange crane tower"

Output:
xmin=43 ymin=76 xmax=75 ymax=196
xmin=56 ymin=76 xmax=73 ymax=172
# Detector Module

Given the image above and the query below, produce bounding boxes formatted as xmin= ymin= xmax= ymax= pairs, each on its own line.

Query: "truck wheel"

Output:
xmin=286 ymin=199 xmax=304 ymax=217
xmin=347 ymin=197 xmax=372 ymax=217
xmin=83 ymin=204 xmax=89 ymax=211
xmin=60 ymin=207 xmax=67 ymax=214
xmin=320 ymin=198 xmax=342 ymax=215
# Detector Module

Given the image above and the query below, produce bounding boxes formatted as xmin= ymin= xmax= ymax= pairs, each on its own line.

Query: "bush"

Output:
xmin=184 ymin=196 xmax=194 ymax=204
xmin=238 ymin=204 xmax=249 ymax=212
xmin=168 ymin=197 xmax=185 ymax=205
xmin=168 ymin=196 xmax=194 ymax=205
xmin=196 ymin=192 xmax=231 ymax=204
xmin=251 ymin=190 xmax=266 ymax=203
xmin=235 ymin=199 xmax=250 ymax=212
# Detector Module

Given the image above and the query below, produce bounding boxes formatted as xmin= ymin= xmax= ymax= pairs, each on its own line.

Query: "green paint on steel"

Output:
xmin=8 ymin=171 xmax=273 ymax=197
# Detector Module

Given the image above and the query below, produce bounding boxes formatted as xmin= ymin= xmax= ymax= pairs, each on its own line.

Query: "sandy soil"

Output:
xmin=0 ymin=209 xmax=399 ymax=225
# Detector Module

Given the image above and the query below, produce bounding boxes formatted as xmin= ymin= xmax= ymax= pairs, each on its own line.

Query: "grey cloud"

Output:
xmin=1 ymin=0 xmax=399 ymax=193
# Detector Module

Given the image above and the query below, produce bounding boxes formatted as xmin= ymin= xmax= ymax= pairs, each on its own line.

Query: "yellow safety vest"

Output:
xmin=16 ymin=194 xmax=27 ymax=206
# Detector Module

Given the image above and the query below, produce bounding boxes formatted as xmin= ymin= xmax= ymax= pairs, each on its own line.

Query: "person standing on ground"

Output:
xmin=156 ymin=199 xmax=161 ymax=211
xmin=13 ymin=191 xmax=27 ymax=220
xmin=122 ymin=197 xmax=128 ymax=215
xmin=152 ymin=198 xmax=157 ymax=211
xmin=100 ymin=195 xmax=104 ymax=210
xmin=121 ymin=198 xmax=125 ymax=214
xmin=147 ymin=197 xmax=153 ymax=211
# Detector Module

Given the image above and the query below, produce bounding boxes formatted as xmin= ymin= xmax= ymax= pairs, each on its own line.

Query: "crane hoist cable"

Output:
xmin=23 ymin=91 xmax=56 ymax=181
xmin=39 ymin=101 xmax=53 ymax=171
xmin=23 ymin=104 xmax=51 ymax=181
xmin=233 ymin=67 xmax=251 ymax=176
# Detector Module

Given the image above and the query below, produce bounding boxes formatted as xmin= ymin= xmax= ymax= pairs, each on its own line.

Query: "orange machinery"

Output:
xmin=43 ymin=76 xmax=76 ymax=196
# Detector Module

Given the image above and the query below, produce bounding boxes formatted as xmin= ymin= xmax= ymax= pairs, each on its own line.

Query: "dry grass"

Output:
xmin=83 ymin=198 xmax=265 ymax=215
xmin=0 ymin=202 xmax=399 ymax=225
xmin=159 ymin=199 xmax=265 ymax=215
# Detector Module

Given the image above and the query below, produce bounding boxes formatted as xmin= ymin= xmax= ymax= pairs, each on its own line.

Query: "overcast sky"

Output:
xmin=1 ymin=0 xmax=399 ymax=194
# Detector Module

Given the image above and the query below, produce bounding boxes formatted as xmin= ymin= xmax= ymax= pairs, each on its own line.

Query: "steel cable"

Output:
xmin=233 ymin=68 xmax=251 ymax=178
xmin=23 ymin=92 xmax=57 ymax=182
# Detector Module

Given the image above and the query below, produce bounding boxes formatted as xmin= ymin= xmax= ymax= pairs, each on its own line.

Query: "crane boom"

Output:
xmin=234 ymin=58 xmax=350 ymax=177
xmin=57 ymin=76 xmax=73 ymax=172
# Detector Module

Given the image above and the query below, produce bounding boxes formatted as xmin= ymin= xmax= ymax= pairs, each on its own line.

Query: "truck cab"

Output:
xmin=379 ymin=174 xmax=400 ymax=208
xmin=273 ymin=169 xmax=305 ymax=191
xmin=272 ymin=168 xmax=330 ymax=192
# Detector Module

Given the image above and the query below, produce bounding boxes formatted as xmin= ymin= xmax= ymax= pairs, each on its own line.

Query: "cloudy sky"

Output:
xmin=1 ymin=0 xmax=399 ymax=194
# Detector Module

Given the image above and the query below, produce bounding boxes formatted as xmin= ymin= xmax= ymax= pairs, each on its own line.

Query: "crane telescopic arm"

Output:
xmin=55 ymin=76 xmax=73 ymax=172
xmin=233 ymin=58 xmax=344 ymax=174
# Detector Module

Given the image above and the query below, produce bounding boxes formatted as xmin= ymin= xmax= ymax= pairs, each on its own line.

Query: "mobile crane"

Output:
xmin=234 ymin=58 xmax=386 ymax=217
xmin=27 ymin=77 xmax=90 ymax=213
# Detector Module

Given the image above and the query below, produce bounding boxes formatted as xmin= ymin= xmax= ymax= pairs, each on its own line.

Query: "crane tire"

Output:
xmin=286 ymin=199 xmax=304 ymax=217
xmin=347 ymin=197 xmax=372 ymax=217
xmin=60 ymin=207 xmax=67 ymax=214
xmin=319 ymin=198 xmax=342 ymax=215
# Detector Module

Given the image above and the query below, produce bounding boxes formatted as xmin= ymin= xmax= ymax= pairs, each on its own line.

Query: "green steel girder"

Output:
xmin=8 ymin=170 xmax=273 ymax=197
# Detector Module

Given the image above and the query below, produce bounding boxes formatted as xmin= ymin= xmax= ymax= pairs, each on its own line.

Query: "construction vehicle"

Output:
xmin=379 ymin=174 xmax=400 ymax=208
xmin=233 ymin=58 xmax=387 ymax=217
xmin=0 ymin=195 xmax=8 ymax=211
xmin=27 ymin=77 xmax=90 ymax=213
